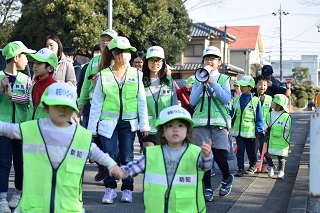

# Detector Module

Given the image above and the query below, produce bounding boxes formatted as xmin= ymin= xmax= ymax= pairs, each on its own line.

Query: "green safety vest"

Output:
xmin=77 ymin=55 xmax=101 ymax=105
xmin=0 ymin=71 xmax=29 ymax=123
xmin=145 ymin=76 xmax=173 ymax=134
xmin=144 ymin=144 xmax=205 ymax=213
xmin=16 ymin=120 xmax=91 ymax=213
xmin=193 ymin=74 xmax=231 ymax=128
xmin=267 ymin=112 xmax=291 ymax=156
xmin=26 ymin=84 xmax=50 ymax=120
xmin=260 ymin=94 xmax=272 ymax=120
xmin=100 ymin=67 xmax=138 ymax=120
xmin=232 ymin=95 xmax=259 ymax=138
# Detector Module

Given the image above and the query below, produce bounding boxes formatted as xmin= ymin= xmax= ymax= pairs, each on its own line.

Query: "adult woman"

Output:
xmin=141 ymin=46 xmax=178 ymax=147
xmin=87 ymin=36 xmax=150 ymax=204
xmin=44 ymin=34 xmax=77 ymax=87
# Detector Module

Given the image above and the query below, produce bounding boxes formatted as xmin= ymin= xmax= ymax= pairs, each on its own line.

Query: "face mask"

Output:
xmin=123 ymin=53 xmax=131 ymax=64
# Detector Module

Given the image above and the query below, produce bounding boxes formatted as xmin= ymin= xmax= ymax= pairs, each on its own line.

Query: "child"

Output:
xmin=254 ymin=75 xmax=273 ymax=172
xmin=231 ymin=75 xmax=264 ymax=177
xmin=119 ymin=105 xmax=213 ymax=213
xmin=0 ymin=82 xmax=122 ymax=213
xmin=141 ymin=46 xmax=178 ymax=147
xmin=26 ymin=48 xmax=58 ymax=120
xmin=0 ymin=41 xmax=35 ymax=212
xmin=264 ymin=94 xmax=291 ymax=179
xmin=190 ymin=46 xmax=233 ymax=201
xmin=176 ymin=75 xmax=195 ymax=116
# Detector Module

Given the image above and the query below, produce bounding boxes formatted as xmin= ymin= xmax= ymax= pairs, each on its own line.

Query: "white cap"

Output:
xmin=146 ymin=46 xmax=165 ymax=59
xmin=155 ymin=105 xmax=194 ymax=129
xmin=202 ymin=46 xmax=221 ymax=58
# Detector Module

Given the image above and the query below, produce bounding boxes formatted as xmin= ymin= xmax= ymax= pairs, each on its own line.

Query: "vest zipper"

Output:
xmin=119 ymin=87 xmax=123 ymax=119
xmin=50 ymin=169 xmax=57 ymax=213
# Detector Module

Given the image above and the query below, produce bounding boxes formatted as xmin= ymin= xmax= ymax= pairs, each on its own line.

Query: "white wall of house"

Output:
xmin=270 ymin=55 xmax=320 ymax=87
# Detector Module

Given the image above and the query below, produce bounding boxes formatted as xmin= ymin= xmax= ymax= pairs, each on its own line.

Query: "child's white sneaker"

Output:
xmin=0 ymin=201 xmax=11 ymax=213
xmin=277 ymin=171 xmax=285 ymax=180
xmin=8 ymin=194 xmax=21 ymax=208
xmin=267 ymin=166 xmax=275 ymax=177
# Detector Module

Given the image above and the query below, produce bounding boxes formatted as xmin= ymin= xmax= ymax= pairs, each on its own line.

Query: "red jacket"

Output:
xmin=176 ymin=86 xmax=194 ymax=116
xmin=32 ymin=74 xmax=56 ymax=108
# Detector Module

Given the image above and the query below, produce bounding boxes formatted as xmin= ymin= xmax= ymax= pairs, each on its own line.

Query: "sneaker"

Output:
xmin=8 ymin=194 xmax=20 ymax=208
xmin=0 ymin=201 xmax=11 ymax=213
xmin=261 ymin=166 xmax=268 ymax=173
xmin=101 ymin=188 xmax=117 ymax=204
xmin=121 ymin=189 xmax=132 ymax=203
xmin=203 ymin=188 xmax=213 ymax=202
xmin=94 ymin=168 xmax=105 ymax=182
xmin=267 ymin=166 xmax=275 ymax=177
xmin=277 ymin=171 xmax=285 ymax=180
xmin=245 ymin=166 xmax=257 ymax=175
xmin=235 ymin=169 xmax=245 ymax=177
xmin=219 ymin=174 xmax=234 ymax=197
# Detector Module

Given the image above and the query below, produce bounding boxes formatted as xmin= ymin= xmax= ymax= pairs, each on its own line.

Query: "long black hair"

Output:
xmin=142 ymin=56 xmax=169 ymax=87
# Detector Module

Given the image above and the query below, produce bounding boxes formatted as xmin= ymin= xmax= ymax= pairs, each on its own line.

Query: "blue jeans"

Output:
xmin=235 ymin=136 xmax=257 ymax=169
xmin=0 ymin=136 xmax=23 ymax=192
xmin=99 ymin=120 xmax=135 ymax=191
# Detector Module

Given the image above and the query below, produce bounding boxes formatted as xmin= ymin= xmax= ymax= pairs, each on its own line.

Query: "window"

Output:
xmin=184 ymin=44 xmax=203 ymax=57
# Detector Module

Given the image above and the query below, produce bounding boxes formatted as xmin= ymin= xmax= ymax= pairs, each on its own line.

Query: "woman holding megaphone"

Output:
xmin=190 ymin=46 xmax=234 ymax=202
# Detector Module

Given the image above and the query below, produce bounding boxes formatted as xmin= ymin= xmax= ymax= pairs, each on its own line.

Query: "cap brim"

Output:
xmin=237 ymin=81 xmax=249 ymax=87
xmin=23 ymin=49 xmax=36 ymax=54
xmin=27 ymin=54 xmax=46 ymax=62
xmin=202 ymin=53 xmax=221 ymax=58
xmin=43 ymin=99 xmax=79 ymax=113
xmin=155 ymin=116 xmax=194 ymax=130
xmin=129 ymin=47 xmax=137 ymax=52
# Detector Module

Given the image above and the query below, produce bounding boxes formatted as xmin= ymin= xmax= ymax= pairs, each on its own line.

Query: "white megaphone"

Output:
xmin=195 ymin=66 xmax=211 ymax=83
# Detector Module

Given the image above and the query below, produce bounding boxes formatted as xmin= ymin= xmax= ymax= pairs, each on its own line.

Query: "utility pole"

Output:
xmin=272 ymin=4 xmax=288 ymax=81
xmin=108 ymin=0 xmax=112 ymax=29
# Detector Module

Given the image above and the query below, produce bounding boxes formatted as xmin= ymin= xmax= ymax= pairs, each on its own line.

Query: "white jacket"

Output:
xmin=87 ymin=70 xmax=150 ymax=138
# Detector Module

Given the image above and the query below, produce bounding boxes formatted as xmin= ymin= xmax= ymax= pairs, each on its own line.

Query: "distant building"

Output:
xmin=271 ymin=55 xmax=320 ymax=87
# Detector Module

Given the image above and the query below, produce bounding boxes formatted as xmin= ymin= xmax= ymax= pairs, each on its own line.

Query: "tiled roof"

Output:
xmin=191 ymin=23 xmax=236 ymax=41
xmin=218 ymin=26 xmax=260 ymax=50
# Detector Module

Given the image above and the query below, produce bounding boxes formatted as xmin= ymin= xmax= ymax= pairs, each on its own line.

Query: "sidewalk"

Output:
xmin=7 ymin=111 xmax=318 ymax=213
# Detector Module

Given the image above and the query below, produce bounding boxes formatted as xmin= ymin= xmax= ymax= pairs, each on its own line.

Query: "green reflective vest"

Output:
xmin=144 ymin=144 xmax=205 ymax=213
xmin=145 ymin=76 xmax=173 ymax=134
xmin=232 ymin=95 xmax=259 ymax=138
xmin=0 ymin=71 xmax=29 ymax=123
xmin=16 ymin=120 xmax=91 ymax=213
xmin=100 ymin=67 xmax=138 ymax=120
xmin=193 ymin=74 xmax=231 ymax=128
xmin=77 ymin=55 xmax=101 ymax=105
xmin=260 ymin=94 xmax=272 ymax=120
xmin=267 ymin=112 xmax=291 ymax=156
xmin=26 ymin=84 xmax=50 ymax=120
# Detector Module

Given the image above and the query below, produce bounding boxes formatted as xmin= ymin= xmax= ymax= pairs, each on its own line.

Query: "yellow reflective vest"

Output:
xmin=26 ymin=84 xmax=50 ymax=120
xmin=260 ymin=94 xmax=272 ymax=120
xmin=193 ymin=74 xmax=231 ymax=128
xmin=100 ymin=67 xmax=139 ymax=120
xmin=0 ymin=71 xmax=29 ymax=123
xmin=16 ymin=120 xmax=92 ymax=213
xmin=266 ymin=112 xmax=291 ymax=156
xmin=144 ymin=144 xmax=206 ymax=213
xmin=145 ymin=76 xmax=173 ymax=134
xmin=232 ymin=95 xmax=259 ymax=138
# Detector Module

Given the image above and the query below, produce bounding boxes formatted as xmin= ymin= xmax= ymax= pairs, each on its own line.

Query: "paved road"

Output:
xmin=8 ymin=111 xmax=312 ymax=213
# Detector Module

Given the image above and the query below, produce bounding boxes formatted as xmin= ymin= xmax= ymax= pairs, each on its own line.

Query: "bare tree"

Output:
xmin=299 ymin=0 xmax=320 ymax=6
xmin=0 ymin=0 xmax=21 ymax=26
xmin=184 ymin=0 xmax=224 ymax=12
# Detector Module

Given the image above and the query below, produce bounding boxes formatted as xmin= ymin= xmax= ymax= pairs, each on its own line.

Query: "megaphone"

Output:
xmin=195 ymin=66 xmax=211 ymax=83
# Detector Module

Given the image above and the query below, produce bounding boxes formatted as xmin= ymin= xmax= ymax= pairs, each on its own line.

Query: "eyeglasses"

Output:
xmin=203 ymin=57 xmax=219 ymax=61
xmin=148 ymin=59 xmax=163 ymax=64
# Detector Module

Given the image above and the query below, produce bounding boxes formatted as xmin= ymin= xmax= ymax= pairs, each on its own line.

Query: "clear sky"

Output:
xmin=185 ymin=0 xmax=320 ymax=61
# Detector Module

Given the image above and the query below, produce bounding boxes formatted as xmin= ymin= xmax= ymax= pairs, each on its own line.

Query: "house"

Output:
xmin=172 ymin=22 xmax=244 ymax=85
xmin=221 ymin=26 xmax=264 ymax=77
